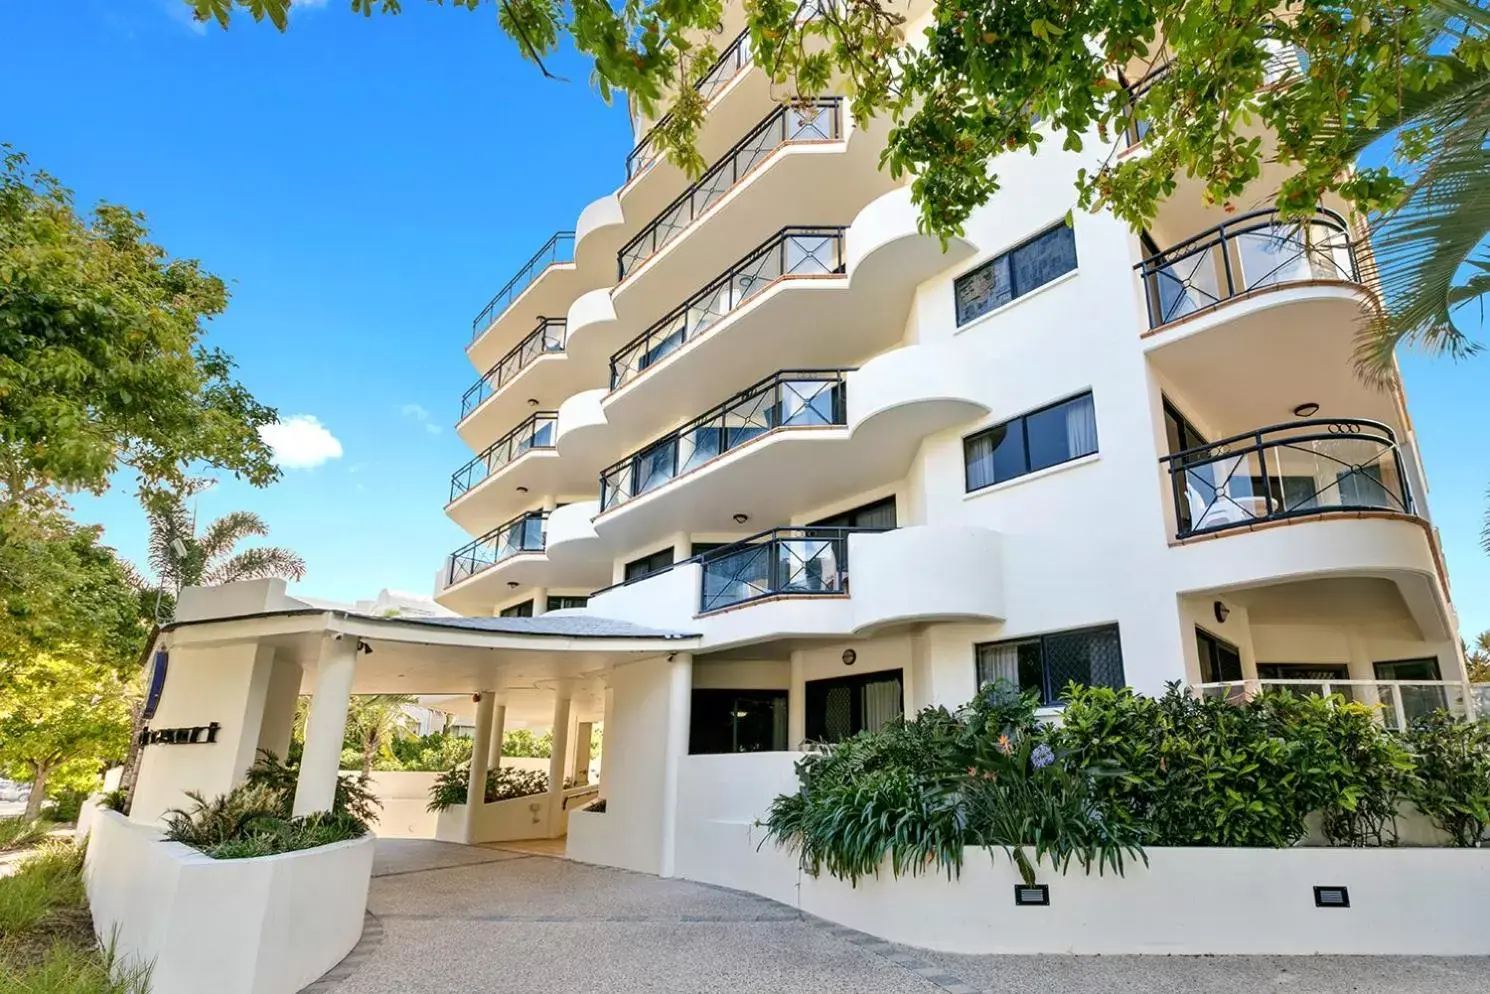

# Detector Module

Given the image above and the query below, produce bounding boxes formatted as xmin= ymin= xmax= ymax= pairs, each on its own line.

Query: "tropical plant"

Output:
xmin=144 ymin=488 xmax=306 ymax=596
xmin=161 ymin=785 xmax=286 ymax=850
xmin=0 ymin=816 xmax=53 ymax=853
xmin=0 ymin=147 xmax=276 ymax=515
xmin=344 ymin=695 xmax=418 ymax=777
xmin=1404 ymin=710 xmax=1490 ymax=846
xmin=426 ymin=766 xmax=559 ymax=812
xmin=242 ymin=749 xmax=380 ymax=825
xmin=1464 ymin=631 xmax=1490 ymax=682
xmin=500 ymin=728 xmax=553 ymax=758
xmin=390 ymin=731 xmax=475 ymax=772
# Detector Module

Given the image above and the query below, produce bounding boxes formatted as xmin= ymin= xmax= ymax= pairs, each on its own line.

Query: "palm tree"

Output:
xmin=1347 ymin=1 xmax=1489 ymax=379
xmin=1465 ymin=631 xmax=1490 ymax=682
xmin=145 ymin=492 xmax=306 ymax=596
xmin=347 ymin=695 xmax=418 ymax=777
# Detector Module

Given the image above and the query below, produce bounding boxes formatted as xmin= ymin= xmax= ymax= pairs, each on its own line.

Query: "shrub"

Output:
xmin=162 ymin=785 xmax=285 ymax=851
xmin=0 ymin=816 xmax=54 ymax=853
xmin=207 ymin=811 xmax=369 ymax=861
xmin=426 ymin=766 xmax=560 ymax=811
xmin=99 ymin=789 xmax=128 ymax=814
xmin=41 ymin=790 xmax=87 ymax=825
xmin=243 ymin=750 xmax=380 ymax=824
xmin=1405 ymin=711 xmax=1490 ymax=846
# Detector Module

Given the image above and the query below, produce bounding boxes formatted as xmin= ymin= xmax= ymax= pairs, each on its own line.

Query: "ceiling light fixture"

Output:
xmin=733 ymin=513 xmax=750 ymax=524
xmin=507 ymin=581 xmax=520 ymax=589
xmin=527 ymin=398 xmax=540 ymax=407
xmin=1293 ymin=402 xmax=1321 ymax=418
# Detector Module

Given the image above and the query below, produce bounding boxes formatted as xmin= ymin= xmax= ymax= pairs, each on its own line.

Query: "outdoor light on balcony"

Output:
xmin=733 ymin=513 xmax=750 ymax=524
xmin=527 ymin=398 xmax=540 ymax=407
xmin=507 ymin=581 xmax=520 ymax=589
xmin=1293 ymin=402 xmax=1321 ymax=417
xmin=1014 ymin=884 xmax=1050 ymax=906
xmin=516 ymin=486 xmax=529 ymax=494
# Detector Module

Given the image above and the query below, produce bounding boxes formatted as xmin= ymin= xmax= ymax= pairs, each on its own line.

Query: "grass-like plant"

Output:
xmin=0 ymin=816 xmax=54 ymax=853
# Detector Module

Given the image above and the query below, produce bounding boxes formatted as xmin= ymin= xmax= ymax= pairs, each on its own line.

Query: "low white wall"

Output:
xmin=84 ymin=807 xmax=372 ymax=994
xmin=434 ymin=793 xmax=552 ymax=844
xmin=360 ymin=759 xmax=554 ymax=838
xmin=565 ymin=808 xmax=610 ymax=864
xmin=671 ymin=756 xmax=1490 ymax=955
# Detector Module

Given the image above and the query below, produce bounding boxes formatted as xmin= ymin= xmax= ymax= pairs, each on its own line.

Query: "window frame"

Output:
xmin=499 ymin=599 xmax=534 ymax=618
xmin=963 ymin=391 xmax=1098 ymax=492
xmin=623 ymin=546 xmax=676 ymax=583
xmin=953 ymin=221 xmax=1079 ymax=327
xmin=546 ymin=595 xmax=589 ymax=611
xmin=809 ymin=495 xmax=898 ymax=529
xmin=688 ymin=688 xmax=790 ymax=754
xmin=804 ymin=669 xmax=904 ymax=744
xmin=1194 ymin=627 xmax=1243 ymax=684
xmin=975 ymin=623 xmax=1125 ymax=707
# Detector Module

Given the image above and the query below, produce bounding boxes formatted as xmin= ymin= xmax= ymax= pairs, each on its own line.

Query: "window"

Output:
xmin=965 ymin=393 xmax=1097 ymax=491
xmin=976 ymin=624 xmax=1125 ymax=706
xmin=805 ymin=670 xmax=904 ymax=744
xmin=1163 ymin=398 xmax=1207 ymax=457
xmin=690 ymin=542 xmax=730 ymax=558
xmin=689 ymin=689 xmax=789 ymax=754
xmin=499 ymin=600 xmax=534 ymax=618
xmin=810 ymin=496 xmax=897 ymax=530
xmin=1374 ymin=657 xmax=1446 ymax=726
xmin=547 ymin=595 xmax=589 ymax=611
xmin=624 ymin=547 xmax=675 ymax=582
xmin=1195 ymin=628 xmax=1242 ymax=684
xmin=955 ymin=223 xmax=1078 ymax=325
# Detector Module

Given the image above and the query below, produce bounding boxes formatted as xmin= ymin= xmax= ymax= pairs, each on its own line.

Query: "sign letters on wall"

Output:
xmin=138 ymin=722 xmax=221 ymax=746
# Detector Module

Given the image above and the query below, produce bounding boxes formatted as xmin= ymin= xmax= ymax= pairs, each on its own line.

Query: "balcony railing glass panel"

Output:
xmin=698 ymin=526 xmax=887 ymax=613
xmin=1137 ymin=209 xmax=1356 ymax=328
xmin=599 ymin=370 xmax=848 ymax=511
xmin=460 ymin=319 xmax=567 ymax=420
xmin=449 ymin=412 xmax=558 ymax=503
xmin=617 ymin=100 xmax=843 ymax=279
xmin=610 ymin=227 xmax=846 ymax=389
xmin=1194 ymin=679 xmax=1482 ymax=729
xmin=470 ymin=232 xmax=576 ymax=341
xmin=446 ymin=510 xmax=547 ymax=586
xmin=1163 ymin=419 xmax=1411 ymax=539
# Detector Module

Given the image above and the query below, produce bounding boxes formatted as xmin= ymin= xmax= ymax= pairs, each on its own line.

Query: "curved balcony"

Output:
xmin=618 ymin=100 xmax=843 ymax=280
xmin=449 ymin=412 xmax=557 ymax=504
xmin=444 ymin=509 xmax=548 ymax=589
xmin=611 ymin=227 xmax=846 ymax=390
xmin=1164 ymin=418 xmax=1412 ymax=540
xmin=470 ymin=231 xmax=573 ymax=340
xmin=586 ymin=524 xmax=1005 ymax=649
xmin=627 ymin=28 xmax=754 ymax=180
xmin=457 ymin=319 xmax=566 ymax=443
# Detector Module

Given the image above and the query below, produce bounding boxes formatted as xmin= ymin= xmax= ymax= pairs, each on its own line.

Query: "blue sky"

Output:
xmin=3 ymin=1 xmax=1487 ymax=637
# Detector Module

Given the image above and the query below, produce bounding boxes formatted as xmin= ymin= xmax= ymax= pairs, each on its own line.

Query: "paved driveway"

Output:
xmin=308 ymin=839 xmax=1490 ymax=994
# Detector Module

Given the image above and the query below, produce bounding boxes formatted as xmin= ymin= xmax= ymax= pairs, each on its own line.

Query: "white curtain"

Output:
xmin=862 ymin=679 xmax=902 ymax=734
xmin=1065 ymin=393 xmax=1098 ymax=459
xmin=979 ymin=644 xmax=1020 ymax=687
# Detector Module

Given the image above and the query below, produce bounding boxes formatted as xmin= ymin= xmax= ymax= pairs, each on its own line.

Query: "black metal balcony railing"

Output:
xmin=599 ymin=369 xmax=849 ymax=512
xmin=1135 ymin=208 xmax=1356 ymax=329
xmin=446 ymin=510 xmax=547 ymax=587
xmin=470 ymin=232 xmax=576 ymax=342
xmin=460 ymin=319 xmax=567 ymax=420
xmin=698 ymin=525 xmax=889 ymax=613
xmin=617 ymin=99 xmax=843 ymax=280
xmin=449 ymin=412 xmax=558 ymax=503
xmin=610 ymin=227 xmax=846 ymax=389
xmin=627 ymin=29 xmax=754 ymax=180
xmin=1162 ymin=419 xmax=1412 ymax=539
xmin=1121 ymin=44 xmax=1306 ymax=148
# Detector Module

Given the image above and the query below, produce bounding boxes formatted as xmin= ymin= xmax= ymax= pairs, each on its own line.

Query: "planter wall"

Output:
xmin=83 ymin=807 xmax=372 ymax=994
xmin=671 ymin=755 xmax=1490 ymax=955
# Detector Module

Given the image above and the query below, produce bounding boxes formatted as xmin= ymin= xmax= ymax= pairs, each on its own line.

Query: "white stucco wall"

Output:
xmin=84 ymin=808 xmax=372 ymax=994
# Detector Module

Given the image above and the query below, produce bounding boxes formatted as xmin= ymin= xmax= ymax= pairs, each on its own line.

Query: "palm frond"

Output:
xmin=205 ymin=546 xmax=307 ymax=584
xmin=199 ymin=510 xmax=269 ymax=563
xmin=145 ymin=495 xmax=194 ymax=587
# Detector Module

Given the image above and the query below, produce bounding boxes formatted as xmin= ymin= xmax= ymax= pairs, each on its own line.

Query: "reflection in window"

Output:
xmin=955 ymin=223 xmax=1077 ymax=325
xmin=965 ymin=393 xmax=1098 ymax=491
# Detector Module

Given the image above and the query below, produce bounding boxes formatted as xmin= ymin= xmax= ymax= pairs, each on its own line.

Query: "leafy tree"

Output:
xmin=143 ymin=488 xmax=307 ymax=598
xmin=0 ymin=655 xmax=135 ymax=820
xmin=344 ymin=695 xmax=418 ymax=777
xmin=0 ymin=149 xmax=278 ymax=513
xmin=1465 ymin=631 xmax=1490 ymax=682
xmin=501 ymin=727 xmax=552 ymax=758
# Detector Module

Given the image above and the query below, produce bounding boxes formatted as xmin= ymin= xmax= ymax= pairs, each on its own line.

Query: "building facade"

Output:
xmin=432 ymin=3 xmax=1466 ymax=873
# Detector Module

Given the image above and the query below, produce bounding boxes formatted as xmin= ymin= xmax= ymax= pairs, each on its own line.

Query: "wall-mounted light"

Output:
xmin=507 ymin=581 xmax=520 ymax=589
xmin=1014 ymin=884 xmax=1050 ymax=906
xmin=516 ymin=486 xmax=529 ymax=494
xmin=1213 ymin=600 xmax=1230 ymax=624
xmin=1313 ymin=885 xmax=1350 ymax=908
xmin=733 ymin=513 xmax=750 ymax=524
xmin=1293 ymin=402 xmax=1321 ymax=418
xmin=841 ymin=649 xmax=857 ymax=667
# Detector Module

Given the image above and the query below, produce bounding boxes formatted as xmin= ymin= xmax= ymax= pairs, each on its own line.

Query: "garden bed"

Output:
xmin=83 ymin=807 xmax=372 ymax=994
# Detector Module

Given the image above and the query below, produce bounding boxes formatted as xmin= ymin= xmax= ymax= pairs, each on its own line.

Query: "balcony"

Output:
xmin=611 ymin=227 xmax=845 ymax=390
xmin=600 ymin=370 xmax=848 ymax=513
xmin=1164 ymin=418 xmax=1411 ymax=540
xmin=618 ymin=100 xmax=843 ymax=281
xmin=470 ymin=232 xmax=574 ymax=344
xmin=627 ymin=28 xmax=754 ymax=180
xmin=449 ymin=412 xmax=557 ymax=504
xmin=458 ymin=319 xmax=566 ymax=439
xmin=587 ymin=524 xmax=1005 ymax=649
xmin=445 ymin=509 xmax=548 ymax=588
xmin=1192 ymin=680 xmax=1485 ymax=730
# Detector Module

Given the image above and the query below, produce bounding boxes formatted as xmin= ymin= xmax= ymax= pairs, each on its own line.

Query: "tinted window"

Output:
xmin=547 ymin=595 xmax=588 ymax=611
xmin=965 ymin=393 xmax=1097 ymax=491
xmin=811 ymin=496 xmax=897 ymax=530
xmin=1195 ymin=628 xmax=1242 ymax=683
xmin=689 ymin=689 xmax=789 ymax=754
xmin=499 ymin=600 xmax=534 ymax=618
xmin=955 ymin=223 xmax=1077 ymax=326
xmin=624 ymin=547 xmax=675 ymax=582
xmin=977 ymin=625 xmax=1124 ymax=706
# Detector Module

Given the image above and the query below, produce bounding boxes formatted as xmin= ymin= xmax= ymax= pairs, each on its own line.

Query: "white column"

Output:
xmin=546 ymin=692 xmax=572 ymax=837
xmin=465 ymin=691 xmax=496 ymax=843
xmin=293 ymin=634 xmax=358 ymax=817
xmin=670 ymin=530 xmax=691 ymax=564
xmin=486 ymin=700 xmax=507 ymax=771
xmin=572 ymin=721 xmax=593 ymax=784
xmin=659 ymin=652 xmax=692 ymax=877
xmin=598 ymin=686 xmax=614 ymax=799
xmin=788 ymin=650 xmax=806 ymax=749
xmin=532 ymin=588 xmax=549 ymax=615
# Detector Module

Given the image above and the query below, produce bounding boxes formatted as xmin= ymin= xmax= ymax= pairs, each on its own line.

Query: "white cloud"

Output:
xmin=259 ymin=415 xmax=343 ymax=470
xmin=162 ymin=1 xmax=209 ymax=35
xmin=399 ymin=402 xmax=442 ymax=436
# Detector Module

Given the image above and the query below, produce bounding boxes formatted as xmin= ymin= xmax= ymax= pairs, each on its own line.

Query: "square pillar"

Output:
xmin=486 ymin=700 xmax=507 ymax=770
xmin=465 ymin=691 xmax=496 ymax=843
xmin=659 ymin=652 xmax=692 ymax=877
xmin=293 ymin=635 xmax=358 ymax=816
xmin=255 ymin=659 xmax=303 ymax=763
xmin=571 ymin=721 xmax=593 ymax=784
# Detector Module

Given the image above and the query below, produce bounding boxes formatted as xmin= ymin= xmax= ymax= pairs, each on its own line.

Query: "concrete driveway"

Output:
xmin=306 ymin=839 xmax=1490 ymax=994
